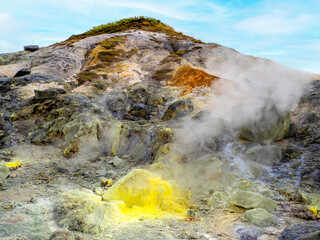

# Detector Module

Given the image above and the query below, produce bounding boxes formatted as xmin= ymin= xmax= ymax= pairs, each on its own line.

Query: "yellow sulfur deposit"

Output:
xmin=5 ymin=160 xmax=21 ymax=168
xmin=309 ymin=206 xmax=318 ymax=216
xmin=102 ymin=169 xmax=189 ymax=218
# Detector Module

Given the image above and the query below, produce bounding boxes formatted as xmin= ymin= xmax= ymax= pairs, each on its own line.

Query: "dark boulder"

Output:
xmin=238 ymin=104 xmax=290 ymax=142
xmin=13 ymin=68 xmax=31 ymax=78
xmin=301 ymin=154 xmax=320 ymax=189
xmin=0 ymin=85 xmax=11 ymax=93
xmin=162 ymin=98 xmax=194 ymax=121
xmin=13 ymin=74 xmax=61 ymax=86
xmin=299 ymin=231 xmax=320 ymax=240
xmin=24 ymin=45 xmax=39 ymax=52
xmin=0 ymin=77 xmax=11 ymax=85
xmin=235 ymin=227 xmax=261 ymax=240
xmin=34 ymin=88 xmax=66 ymax=101
xmin=279 ymin=223 xmax=320 ymax=240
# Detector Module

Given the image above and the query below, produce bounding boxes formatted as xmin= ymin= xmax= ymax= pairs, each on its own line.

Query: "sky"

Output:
xmin=0 ymin=0 xmax=319 ymax=73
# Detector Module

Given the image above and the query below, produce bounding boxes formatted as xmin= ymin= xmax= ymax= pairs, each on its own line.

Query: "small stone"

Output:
xmin=244 ymin=208 xmax=277 ymax=227
xmin=236 ymin=227 xmax=261 ymax=240
xmin=111 ymin=156 xmax=125 ymax=169
xmin=49 ymin=229 xmax=75 ymax=240
xmin=122 ymin=155 xmax=131 ymax=160
xmin=24 ymin=45 xmax=39 ymax=52
xmin=94 ymin=187 xmax=104 ymax=196
xmin=13 ymin=68 xmax=31 ymax=78
xmin=105 ymin=170 xmax=117 ymax=179
xmin=101 ymin=178 xmax=112 ymax=187
xmin=229 ymin=190 xmax=276 ymax=212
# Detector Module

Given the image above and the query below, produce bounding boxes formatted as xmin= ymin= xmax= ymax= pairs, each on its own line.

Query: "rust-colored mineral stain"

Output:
xmin=168 ymin=65 xmax=219 ymax=95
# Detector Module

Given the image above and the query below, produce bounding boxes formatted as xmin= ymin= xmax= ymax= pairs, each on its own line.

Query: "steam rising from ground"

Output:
xmin=155 ymin=47 xmax=314 ymax=194
xmin=178 ymin=46 xmax=313 ymax=147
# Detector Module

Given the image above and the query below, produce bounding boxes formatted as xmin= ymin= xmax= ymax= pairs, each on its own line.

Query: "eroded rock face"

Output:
xmin=105 ymin=83 xmax=165 ymax=121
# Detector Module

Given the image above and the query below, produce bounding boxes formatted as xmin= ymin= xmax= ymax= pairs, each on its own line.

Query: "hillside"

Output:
xmin=0 ymin=17 xmax=319 ymax=240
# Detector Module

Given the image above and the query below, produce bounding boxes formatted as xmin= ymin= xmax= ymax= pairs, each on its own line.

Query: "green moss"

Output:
xmin=98 ymin=49 xmax=125 ymax=63
xmin=99 ymin=36 xmax=126 ymax=49
xmin=152 ymin=68 xmax=174 ymax=81
xmin=59 ymin=17 xmax=203 ymax=45
xmin=77 ymin=71 xmax=99 ymax=85
xmin=171 ymin=50 xmax=192 ymax=57
xmin=91 ymin=80 xmax=108 ymax=90
xmin=164 ymin=53 xmax=183 ymax=63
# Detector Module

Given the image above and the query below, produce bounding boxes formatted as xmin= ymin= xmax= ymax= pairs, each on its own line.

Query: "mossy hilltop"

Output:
xmin=61 ymin=16 xmax=202 ymax=45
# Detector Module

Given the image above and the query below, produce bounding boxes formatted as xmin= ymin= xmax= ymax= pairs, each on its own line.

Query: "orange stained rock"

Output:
xmin=168 ymin=65 xmax=219 ymax=95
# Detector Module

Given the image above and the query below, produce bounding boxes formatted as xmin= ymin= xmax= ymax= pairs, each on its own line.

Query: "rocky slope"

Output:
xmin=0 ymin=17 xmax=319 ymax=240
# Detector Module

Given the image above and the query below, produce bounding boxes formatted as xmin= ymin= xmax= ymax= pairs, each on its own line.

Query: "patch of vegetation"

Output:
xmin=164 ymin=53 xmax=183 ymax=63
xmin=99 ymin=36 xmax=126 ymax=49
xmin=98 ymin=49 xmax=125 ymax=63
xmin=152 ymin=67 xmax=174 ymax=81
xmin=125 ymin=47 xmax=138 ymax=58
xmin=60 ymin=17 xmax=202 ymax=45
xmin=77 ymin=71 xmax=99 ymax=85
xmin=91 ymin=79 xmax=108 ymax=91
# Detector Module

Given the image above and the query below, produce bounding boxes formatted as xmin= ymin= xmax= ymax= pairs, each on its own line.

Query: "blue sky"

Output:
xmin=1 ymin=0 xmax=319 ymax=73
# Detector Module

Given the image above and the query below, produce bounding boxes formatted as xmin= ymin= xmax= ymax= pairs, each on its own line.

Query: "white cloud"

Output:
xmin=235 ymin=13 xmax=314 ymax=35
xmin=0 ymin=12 xmax=20 ymax=33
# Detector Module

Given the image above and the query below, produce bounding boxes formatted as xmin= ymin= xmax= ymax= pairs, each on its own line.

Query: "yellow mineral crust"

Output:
xmin=102 ymin=169 xmax=189 ymax=218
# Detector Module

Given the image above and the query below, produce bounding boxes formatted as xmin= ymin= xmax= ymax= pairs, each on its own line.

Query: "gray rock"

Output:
xmin=94 ymin=187 xmax=104 ymax=196
xmin=0 ymin=77 xmax=11 ymax=85
xmin=24 ymin=45 xmax=39 ymax=52
xmin=298 ymin=231 xmax=320 ymax=240
xmin=279 ymin=223 xmax=320 ymax=240
xmin=246 ymin=144 xmax=282 ymax=166
xmin=307 ymin=124 xmax=320 ymax=143
xmin=34 ymin=88 xmax=66 ymax=100
xmin=301 ymin=154 xmax=320 ymax=189
xmin=244 ymin=208 xmax=277 ymax=227
xmin=238 ymin=104 xmax=290 ymax=142
xmin=105 ymin=170 xmax=117 ymax=179
xmin=13 ymin=68 xmax=31 ymax=78
xmin=111 ymin=156 xmax=125 ymax=169
xmin=229 ymin=190 xmax=276 ymax=212
xmin=0 ymin=164 xmax=9 ymax=187
xmin=13 ymin=74 xmax=61 ymax=86
xmin=0 ymin=85 xmax=11 ymax=93
xmin=283 ymin=145 xmax=300 ymax=159
xmin=27 ymin=129 xmax=48 ymax=144
xmin=0 ymin=203 xmax=53 ymax=239
xmin=162 ymin=98 xmax=194 ymax=121
xmin=235 ymin=227 xmax=261 ymax=240
xmin=49 ymin=229 xmax=74 ymax=240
